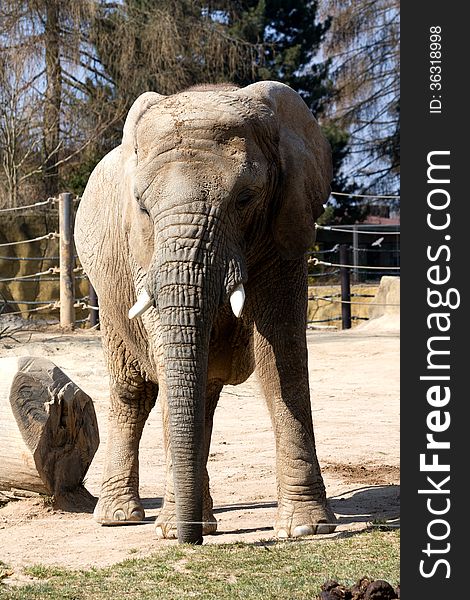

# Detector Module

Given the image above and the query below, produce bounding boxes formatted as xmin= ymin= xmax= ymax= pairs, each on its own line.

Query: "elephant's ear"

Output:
xmin=243 ymin=81 xmax=332 ymax=260
xmin=122 ymin=91 xmax=166 ymax=153
xmin=120 ymin=92 xmax=165 ymax=270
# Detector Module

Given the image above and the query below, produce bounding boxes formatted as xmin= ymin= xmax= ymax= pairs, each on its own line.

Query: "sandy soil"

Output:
xmin=0 ymin=317 xmax=399 ymax=571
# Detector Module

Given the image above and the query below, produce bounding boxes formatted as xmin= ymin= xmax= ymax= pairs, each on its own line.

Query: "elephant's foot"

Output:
xmin=94 ymin=491 xmax=145 ymax=525
xmin=155 ymin=502 xmax=217 ymax=539
xmin=274 ymin=498 xmax=337 ymax=538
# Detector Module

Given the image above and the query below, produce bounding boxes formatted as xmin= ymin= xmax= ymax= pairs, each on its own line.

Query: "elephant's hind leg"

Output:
xmin=94 ymin=372 xmax=157 ymax=525
xmin=156 ymin=381 xmax=222 ymax=538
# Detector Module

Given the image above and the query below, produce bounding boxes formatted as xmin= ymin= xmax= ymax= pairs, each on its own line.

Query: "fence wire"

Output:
xmin=316 ymin=224 xmax=400 ymax=236
xmin=309 ymin=257 xmax=400 ymax=271
xmin=0 ymin=267 xmax=60 ymax=283
xmin=0 ymin=232 xmax=59 ymax=247
xmin=0 ymin=198 xmax=54 ymax=213
xmin=0 ymin=255 xmax=60 ymax=261
xmin=309 ymin=294 xmax=400 ymax=307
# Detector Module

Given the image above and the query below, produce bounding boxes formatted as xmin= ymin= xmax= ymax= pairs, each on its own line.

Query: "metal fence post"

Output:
xmin=88 ymin=282 xmax=99 ymax=328
xmin=340 ymin=244 xmax=352 ymax=330
xmin=59 ymin=192 xmax=75 ymax=329
xmin=352 ymin=226 xmax=359 ymax=283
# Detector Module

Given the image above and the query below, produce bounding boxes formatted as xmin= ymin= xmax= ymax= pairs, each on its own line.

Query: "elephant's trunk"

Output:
xmin=162 ymin=307 xmax=207 ymax=544
xmin=145 ymin=215 xmax=244 ymax=544
xmin=158 ymin=258 xmax=214 ymax=544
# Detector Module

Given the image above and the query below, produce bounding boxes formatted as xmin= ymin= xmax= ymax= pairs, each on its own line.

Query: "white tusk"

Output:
xmin=230 ymin=284 xmax=245 ymax=318
xmin=128 ymin=289 xmax=154 ymax=319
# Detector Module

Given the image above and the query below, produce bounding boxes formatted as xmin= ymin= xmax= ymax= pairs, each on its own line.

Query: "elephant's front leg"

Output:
xmin=94 ymin=376 xmax=157 ymax=524
xmin=155 ymin=382 xmax=221 ymax=538
xmin=255 ymin=330 xmax=336 ymax=537
xmin=253 ymin=267 xmax=337 ymax=538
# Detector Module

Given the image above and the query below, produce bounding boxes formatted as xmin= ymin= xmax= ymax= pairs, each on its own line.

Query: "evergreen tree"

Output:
xmin=229 ymin=0 xmax=331 ymax=113
xmin=226 ymin=1 xmax=357 ymax=215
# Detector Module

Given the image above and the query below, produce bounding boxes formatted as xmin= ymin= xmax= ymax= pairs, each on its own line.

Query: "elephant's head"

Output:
xmin=119 ymin=82 xmax=332 ymax=543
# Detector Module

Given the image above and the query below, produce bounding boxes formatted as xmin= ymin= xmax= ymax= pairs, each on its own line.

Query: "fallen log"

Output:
xmin=0 ymin=356 xmax=99 ymax=509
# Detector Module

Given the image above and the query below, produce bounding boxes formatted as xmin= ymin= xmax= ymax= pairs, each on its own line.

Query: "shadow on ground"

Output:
xmin=136 ymin=485 xmax=400 ymax=537
xmin=330 ymin=484 xmax=400 ymax=526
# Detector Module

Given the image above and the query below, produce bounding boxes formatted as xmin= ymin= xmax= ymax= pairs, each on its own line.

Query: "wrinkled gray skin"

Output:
xmin=75 ymin=81 xmax=336 ymax=544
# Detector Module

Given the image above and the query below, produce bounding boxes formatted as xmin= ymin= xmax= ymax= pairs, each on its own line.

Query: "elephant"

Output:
xmin=75 ymin=81 xmax=337 ymax=544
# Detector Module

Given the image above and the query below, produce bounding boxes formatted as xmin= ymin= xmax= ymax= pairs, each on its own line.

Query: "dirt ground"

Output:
xmin=0 ymin=315 xmax=399 ymax=571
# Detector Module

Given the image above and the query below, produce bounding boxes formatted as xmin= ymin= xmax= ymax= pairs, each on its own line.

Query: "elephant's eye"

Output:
xmin=236 ymin=189 xmax=257 ymax=209
xmin=135 ymin=197 xmax=149 ymax=216
xmin=134 ymin=189 xmax=149 ymax=216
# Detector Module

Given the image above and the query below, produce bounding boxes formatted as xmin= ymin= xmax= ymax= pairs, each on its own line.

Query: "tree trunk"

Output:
xmin=43 ymin=0 xmax=62 ymax=198
xmin=0 ymin=356 xmax=99 ymax=510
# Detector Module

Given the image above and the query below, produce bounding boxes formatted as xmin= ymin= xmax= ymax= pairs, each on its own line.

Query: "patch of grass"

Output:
xmin=371 ymin=519 xmax=399 ymax=532
xmin=0 ymin=529 xmax=399 ymax=600
xmin=0 ymin=563 xmax=13 ymax=582
xmin=40 ymin=495 xmax=55 ymax=508
xmin=23 ymin=566 xmax=67 ymax=580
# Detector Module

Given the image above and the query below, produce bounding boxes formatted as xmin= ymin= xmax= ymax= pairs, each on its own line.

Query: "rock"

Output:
xmin=364 ymin=580 xmax=397 ymax=599
xmin=319 ymin=580 xmax=352 ymax=599
xmin=351 ymin=577 xmax=372 ymax=599
xmin=318 ymin=579 xmax=399 ymax=600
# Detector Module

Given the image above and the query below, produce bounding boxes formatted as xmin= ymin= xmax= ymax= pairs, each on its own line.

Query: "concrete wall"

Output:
xmin=0 ymin=211 xmax=88 ymax=320
xmin=308 ymin=277 xmax=400 ymax=328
